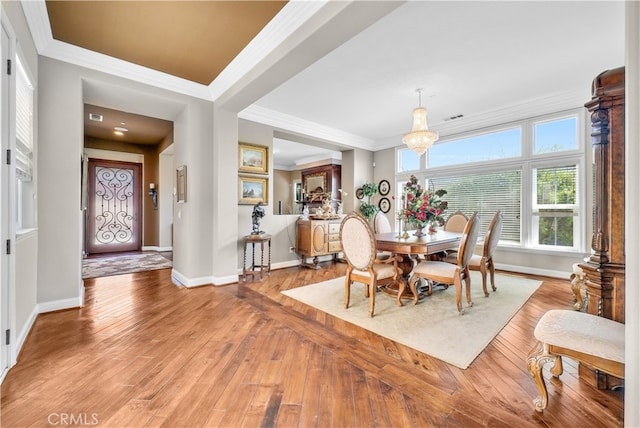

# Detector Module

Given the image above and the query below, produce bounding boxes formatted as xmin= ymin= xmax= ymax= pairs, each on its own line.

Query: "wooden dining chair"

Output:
xmin=373 ymin=211 xmax=393 ymax=261
xmin=440 ymin=210 xmax=469 ymax=259
xmin=444 ymin=210 xmax=469 ymax=233
xmin=446 ymin=210 xmax=503 ymax=296
xmin=340 ymin=212 xmax=402 ymax=317
xmin=409 ymin=212 xmax=480 ymax=315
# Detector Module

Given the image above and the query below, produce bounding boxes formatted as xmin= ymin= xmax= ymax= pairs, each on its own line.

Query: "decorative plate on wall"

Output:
xmin=356 ymin=187 xmax=364 ymax=200
xmin=378 ymin=179 xmax=390 ymax=196
xmin=378 ymin=197 xmax=390 ymax=213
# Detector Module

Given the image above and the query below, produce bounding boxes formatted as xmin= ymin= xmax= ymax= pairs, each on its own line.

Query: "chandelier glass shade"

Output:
xmin=402 ymin=90 xmax=438 ymax=156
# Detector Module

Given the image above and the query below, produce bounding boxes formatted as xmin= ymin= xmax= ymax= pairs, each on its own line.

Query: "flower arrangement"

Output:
xmin=358 ymin=182 xmax=379 ymax=220
xmin=402 ymin=175 xmax=448 ymax=231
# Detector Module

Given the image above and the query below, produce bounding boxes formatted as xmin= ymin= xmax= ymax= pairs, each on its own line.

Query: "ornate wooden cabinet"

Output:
xmin=296 ymin=218 xmax=342 ymax=268
xmin=579 ymin=67 xmax=625 ymax=389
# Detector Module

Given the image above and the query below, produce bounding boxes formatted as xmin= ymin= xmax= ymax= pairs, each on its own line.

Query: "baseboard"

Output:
xmin=141 ymin=246 xmax=173 ymax=252
xmin=14 ymin=305 xmax=39 ymax=366
xmin=272 ymin=259 xmax=301 ymax=270
xmin=37 ymin=296 xmax=82 ymax=314
xmin=496 ymin=262 xmax=569 ymax=279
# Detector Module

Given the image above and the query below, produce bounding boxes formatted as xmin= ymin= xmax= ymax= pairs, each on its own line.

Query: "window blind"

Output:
xmin=16 ymin=58 xmax=33 ymax=181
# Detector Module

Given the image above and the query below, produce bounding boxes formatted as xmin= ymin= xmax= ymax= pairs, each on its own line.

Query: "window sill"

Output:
xmin=496 ymin=242 xmax=589 ymax=258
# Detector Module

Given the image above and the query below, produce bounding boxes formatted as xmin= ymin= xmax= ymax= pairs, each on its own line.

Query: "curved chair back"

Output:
xmin=340 ymin=212 xmax=376 ymax=271
xmin=456 ymin=212 xmax=480 ymax=268
xmin=444 ymin=210 xmax=469 ymax=233
xmin=374 ymin=211 xmax=392 ymax=234
xmin=483 ymin=211 xmax=503 ymax=259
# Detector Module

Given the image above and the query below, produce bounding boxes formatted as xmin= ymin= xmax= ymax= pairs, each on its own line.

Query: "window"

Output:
xmin=427 ymin=127 xmax=521 ymax=168
xmin=533 ymin=164 xmax=578 ymax=248
xmin=15 ymin=56 xmax=35 ymax=230
xmin=430 ymin=170 xmax=521 ymax=243
xmin=397 ymin=147 xmax=420 ymax=173
xmin=395 ymin=110 xmax=584 ymax=253
xmin=534 ymin=116 xmax=578 ymax=154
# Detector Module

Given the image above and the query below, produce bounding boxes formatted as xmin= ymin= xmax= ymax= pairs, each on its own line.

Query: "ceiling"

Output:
xmin=34 ymin=1 xmax=625 ymax=165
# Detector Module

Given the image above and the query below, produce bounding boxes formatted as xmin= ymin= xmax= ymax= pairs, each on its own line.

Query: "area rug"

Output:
xmin=282 ymin=271 xmax=541 ymax=369
xmin=82 ymin=252 xmax=172 ymax=279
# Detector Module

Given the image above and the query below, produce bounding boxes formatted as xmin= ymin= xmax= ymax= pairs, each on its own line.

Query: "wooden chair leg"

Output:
xmin=463 ymin=267 xmax=473 ymax=308
xmin=526 ymin=341 xmax=557 ymax=412
xmin=368 ymin=281 xmax=376 ymax=317
xmin=454 ymin=275 xmax=463 ymax=315
xmin=396 ymin=277 xmax=406 ymax=307
xmin=479 ymin=264 xmax=489 ymax=297
xmin=488 ymin=259 xmax=497 ymax=291
xmin=344 ymin=277 xmax=351 ymax=309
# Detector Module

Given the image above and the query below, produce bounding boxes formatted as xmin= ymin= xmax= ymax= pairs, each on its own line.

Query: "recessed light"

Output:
xmin=114 ymin=126 xmax=128 ymax=132
xmin=89 ymin=113 xmax=103 ymax=122
xmin=113 ymin=131 xmax=124 ymax=136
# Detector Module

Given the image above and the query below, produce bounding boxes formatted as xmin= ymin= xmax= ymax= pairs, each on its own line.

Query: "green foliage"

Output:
xmin=360 ymin=182 xmax=378 ymax=198
xmin=359 ymin=201 xmax=379 ymax=220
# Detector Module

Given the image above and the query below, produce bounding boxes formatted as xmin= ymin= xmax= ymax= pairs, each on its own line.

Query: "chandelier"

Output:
xmin=402 ymin=88 xmax=439 ymax=156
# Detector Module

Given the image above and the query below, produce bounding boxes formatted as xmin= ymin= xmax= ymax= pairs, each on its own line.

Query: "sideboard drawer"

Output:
xmin=328 ymin=241 xmax=342 ymax=252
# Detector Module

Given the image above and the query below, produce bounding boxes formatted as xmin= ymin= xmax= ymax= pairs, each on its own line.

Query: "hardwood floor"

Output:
xmin=1 ymin=263 xmax=623 ymax=427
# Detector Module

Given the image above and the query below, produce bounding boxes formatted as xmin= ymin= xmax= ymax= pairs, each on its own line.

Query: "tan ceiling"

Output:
xmin=84 ymin=104 xmax=173 ymax=145
xmin=49 ymin=1 xmax=286 ymax=145
xmin=46 ymin=1 xmax=287 ymax=85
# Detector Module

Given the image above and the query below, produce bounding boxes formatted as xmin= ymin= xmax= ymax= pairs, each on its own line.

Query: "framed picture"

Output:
xmin=239 ymin=175 xmax=268 ymax=205
xmin=356 ymin=187 xmax=364 ymax=200
xmin=239 ymin=143 xmax=268 ymax=174
xmin=378 ymin=179 xmax=390 ymax=196
xmin=176 ymin=165 xmax=187 ymax=203
xmin=378 ymin=197 xmax=391 ymax=213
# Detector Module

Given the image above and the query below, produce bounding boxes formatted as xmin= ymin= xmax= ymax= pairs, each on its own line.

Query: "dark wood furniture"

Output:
xmin=299 ymin=164 xmax=341 ymax=212
xmin=579 ymin=66 xmax=625 ymax=389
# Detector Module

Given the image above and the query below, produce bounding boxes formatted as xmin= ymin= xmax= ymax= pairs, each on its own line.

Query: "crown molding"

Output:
xmin=22 ymin=0 xmax=212 ymax=100
xmin=371 ymin=89 xmax=589 ymax=151
xmin=240 ymin=104 xmax=375 ymax=150
xmin=208 ymin=0 xmax=331 ymax=102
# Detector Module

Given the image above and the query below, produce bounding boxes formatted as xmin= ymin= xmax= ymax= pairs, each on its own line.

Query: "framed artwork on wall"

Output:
xmin=176 ymin=165 xmax=187 ymax=203
xmin=239 ymin=175 xmax=268 ymax=205
xmin=378 ymin=179 xmax=390 ymax=196
xmin=238 ymin=143 xmax=268 ymax=174
xmin=378 ymin=197 xmax=391 ymax=213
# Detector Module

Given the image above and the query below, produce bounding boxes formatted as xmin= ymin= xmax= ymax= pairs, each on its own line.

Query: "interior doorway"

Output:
xmin=86 ymin=158 xmax=142 ymax=254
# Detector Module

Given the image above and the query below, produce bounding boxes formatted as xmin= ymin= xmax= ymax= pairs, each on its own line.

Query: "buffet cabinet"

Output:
xmin=579 ymin=66 xmax=625 ymax=389
xmin=296 ymin=218 xmax=342 ymax=268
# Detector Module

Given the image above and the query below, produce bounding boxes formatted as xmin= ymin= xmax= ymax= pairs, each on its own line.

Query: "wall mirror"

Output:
xmin=304 ymin=172 xmax=326 ymax=194
xmin=271 ymin=137 xmax=342 ymax=215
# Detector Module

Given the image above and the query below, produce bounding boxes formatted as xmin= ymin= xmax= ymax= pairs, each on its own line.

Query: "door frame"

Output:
xmin=86 ymin=158 xmax=143 ymax=255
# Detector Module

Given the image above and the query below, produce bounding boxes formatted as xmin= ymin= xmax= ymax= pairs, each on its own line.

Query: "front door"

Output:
xmin=87 ymin=159 xmax=142 ymax=254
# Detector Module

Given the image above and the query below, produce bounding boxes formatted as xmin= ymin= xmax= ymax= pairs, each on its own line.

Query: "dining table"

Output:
xmin=375 ymin=229 xmax=462 ymax=302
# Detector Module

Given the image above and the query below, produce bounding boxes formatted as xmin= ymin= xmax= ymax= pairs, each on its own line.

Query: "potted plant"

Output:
xmin=358 ymin=182 xmax=379 ymax=220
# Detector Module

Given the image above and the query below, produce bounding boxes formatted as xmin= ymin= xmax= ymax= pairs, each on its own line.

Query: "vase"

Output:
xmin=414 ymin=226 xmax=425 ymax=237
xmin=428 ymin=221 xmax=438 ymax=234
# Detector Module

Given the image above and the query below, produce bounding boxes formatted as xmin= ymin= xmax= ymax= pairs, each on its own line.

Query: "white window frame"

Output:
xmin=395 ymin=108 xmax=587 ymax=254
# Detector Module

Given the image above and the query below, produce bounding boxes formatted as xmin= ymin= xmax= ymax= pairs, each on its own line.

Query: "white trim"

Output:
xmin=209 ymin=0 xmax=330 ymax=101
xmin=14 ymin=305 xmax=38 ymax=365
xmin=272 ymin=259 xmax=301 ymax=270
xmin=37 ymin=297 xmax=82 ymax=314
xmin=141 ymin=246 xmax=173 ymax=252
xmin=494 ymin=263 xmax=569 ymax=280
xmin=625 ymin=2 xmax=640 ymax=425
xmin=240 ymin=104 xmax=374 ymax=149
xmin=20 ymin=1 xmax=210 ymax=100
xmin=83 ymin=148 xmax=143 ymax=164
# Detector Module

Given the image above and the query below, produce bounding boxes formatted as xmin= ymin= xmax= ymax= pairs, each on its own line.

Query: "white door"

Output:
xmin=0 ymin=19 xmax=12 ymax=376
